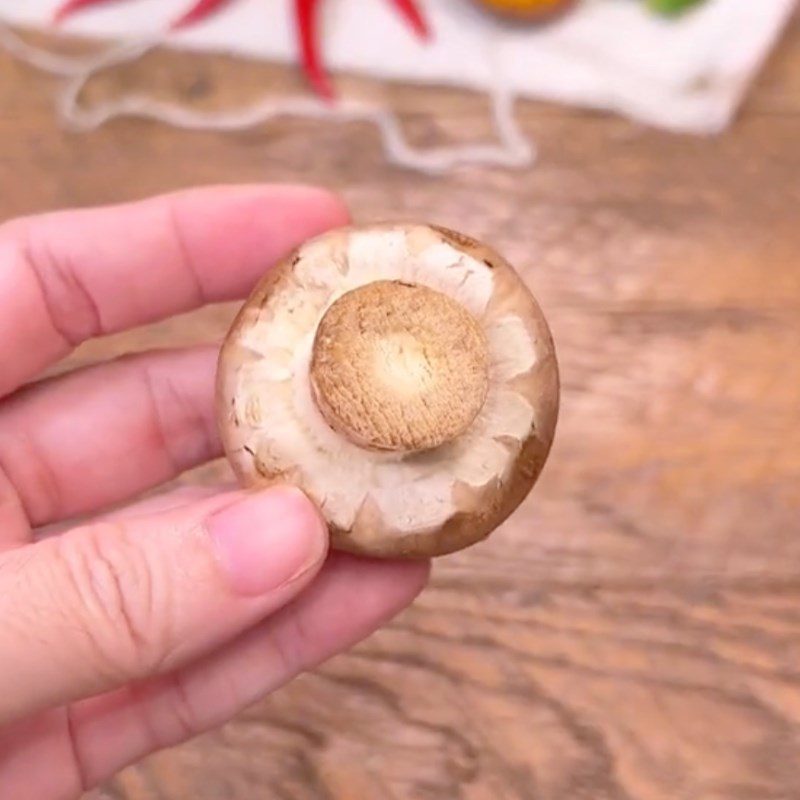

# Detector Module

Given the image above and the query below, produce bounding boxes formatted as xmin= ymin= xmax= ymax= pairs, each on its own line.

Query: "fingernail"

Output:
xmin=207 ymin=488 xmax=327 ymax=596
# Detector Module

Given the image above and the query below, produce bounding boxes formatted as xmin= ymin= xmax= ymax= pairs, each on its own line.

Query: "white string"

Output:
xmin=0 ymin=21 xmax=534 ymax=175
xmin=0 ymin=19 xmax=107 ymax=75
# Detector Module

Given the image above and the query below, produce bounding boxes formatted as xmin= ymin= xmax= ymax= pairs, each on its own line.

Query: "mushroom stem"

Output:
xmin=309 ymin=280 xmax=490 ymax=453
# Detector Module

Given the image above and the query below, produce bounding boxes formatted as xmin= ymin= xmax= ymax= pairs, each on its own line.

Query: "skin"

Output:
xmin=0 ymin=186 xmax=429 ymax=800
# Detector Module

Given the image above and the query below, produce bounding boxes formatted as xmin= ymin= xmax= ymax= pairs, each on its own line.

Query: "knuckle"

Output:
xmin=267 ymin=611 xmax=312 ymax=678
xmin=55 ymin=523 xmax=171 ymax=681
xmin=128 ymin=672 xmax=202 ymax=751
xmin=20 ymin=221 xmax=103 ymax=346
xmin=163 ymin=671 xmax=205 ymax=743
xmin=0 ymin=431 xmax=64 ymax=525
xmin=140 ymin=359 xmax=218 ymax=475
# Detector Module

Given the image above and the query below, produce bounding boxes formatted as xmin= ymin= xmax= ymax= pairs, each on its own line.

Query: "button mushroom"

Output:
xmin=216 ymin=223 xmax=559 ymax=558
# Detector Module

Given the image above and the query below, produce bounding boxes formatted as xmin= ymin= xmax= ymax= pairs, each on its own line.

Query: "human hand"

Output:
xmin=0 ymin=186 xmax=430 ymax=800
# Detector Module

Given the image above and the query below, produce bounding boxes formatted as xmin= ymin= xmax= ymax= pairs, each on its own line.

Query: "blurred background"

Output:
xmin=1 ymin=1 xmax=800 ymax=798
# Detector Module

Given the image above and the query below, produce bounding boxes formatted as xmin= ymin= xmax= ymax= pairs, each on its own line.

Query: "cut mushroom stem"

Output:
xmin=310 ymin=280 xmax=490 ymax=453
xmin=217 ymin=223 xmax=559 ymax=559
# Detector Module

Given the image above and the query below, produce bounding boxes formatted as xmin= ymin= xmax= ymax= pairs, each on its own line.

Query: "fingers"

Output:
xmin=0 ymin=346 xmax=222 ymax=528
xmin=0 ymin=184 xmax=348 ymax=397
xmin=0 ymin=487 xmax=329 ymax=726
xmin=0 ymin=465 xmax=29 ymax=551
xmin=99 ymin=485 xmax=236 ymax=523
xmin=37 ymin=485 xmax=238 ymax=540
xmin=66 ymin=554 xmax=430 ymax=793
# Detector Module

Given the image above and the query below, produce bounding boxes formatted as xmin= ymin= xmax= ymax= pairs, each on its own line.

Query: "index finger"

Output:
xmin=0 ymin=185 xmax=348 ymax=397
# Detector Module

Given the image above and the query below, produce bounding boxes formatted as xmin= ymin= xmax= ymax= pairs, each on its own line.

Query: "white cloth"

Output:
xmin=0 ymin=0 xmax=796 ymax=132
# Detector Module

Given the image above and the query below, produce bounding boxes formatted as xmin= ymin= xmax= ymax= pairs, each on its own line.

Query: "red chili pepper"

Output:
xmin=53 ymin=0 xmax=125 ymax=24
xmin=54 ymin=0 xmax=431 ymax=102
xmin=55 ymin=0 xmax=235 ymax=28
xmin=387 ymin=0 xmax=431 ymax=40
xmin=294 ymin=0 xmax=429 ymax=101
xmin=295 ymin=0 xmax=335 ymax=101
xmin=170 ymin=0 xmax=237 ymax=31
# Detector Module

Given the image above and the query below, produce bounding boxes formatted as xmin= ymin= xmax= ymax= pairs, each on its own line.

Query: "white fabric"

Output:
xmin=1 ymin=0 xmax=795 ymax=133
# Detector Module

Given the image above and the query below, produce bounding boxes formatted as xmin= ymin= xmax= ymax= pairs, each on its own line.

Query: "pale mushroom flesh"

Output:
xmin=216 ymin=223 xmax=559 ymax=558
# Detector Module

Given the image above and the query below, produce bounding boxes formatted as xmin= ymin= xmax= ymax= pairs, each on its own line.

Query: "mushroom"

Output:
xmin=216 ymin=223 xmax=559 ymax=558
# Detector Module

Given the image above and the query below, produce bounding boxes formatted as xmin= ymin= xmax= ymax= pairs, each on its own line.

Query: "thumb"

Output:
xmin=0 ymin=487 xmax=328 ymax=725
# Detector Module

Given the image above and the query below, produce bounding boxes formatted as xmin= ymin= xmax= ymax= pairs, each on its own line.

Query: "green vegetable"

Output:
xmin=645 ymin=0 xmax=706 ymax=16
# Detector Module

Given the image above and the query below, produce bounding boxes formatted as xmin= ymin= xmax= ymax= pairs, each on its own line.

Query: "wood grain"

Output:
xmin=2 ymin=13 xmax=800 ymax=799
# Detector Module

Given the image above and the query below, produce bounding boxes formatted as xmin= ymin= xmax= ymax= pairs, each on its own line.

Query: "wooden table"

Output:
xmin=2 ymin=15 xmax=800 ymax=799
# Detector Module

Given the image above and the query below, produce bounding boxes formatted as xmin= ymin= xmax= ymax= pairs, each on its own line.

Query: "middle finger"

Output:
xmin=0 ymin=346 xmax=224 ymax=528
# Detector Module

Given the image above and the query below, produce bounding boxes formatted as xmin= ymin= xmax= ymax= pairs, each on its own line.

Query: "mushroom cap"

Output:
xmin=216 ymin=222 xmax=559 ymax=559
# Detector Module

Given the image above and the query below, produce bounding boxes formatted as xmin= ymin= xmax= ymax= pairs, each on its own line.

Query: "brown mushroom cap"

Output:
xmin=216 ymin=222 xmax=559 ymax=559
